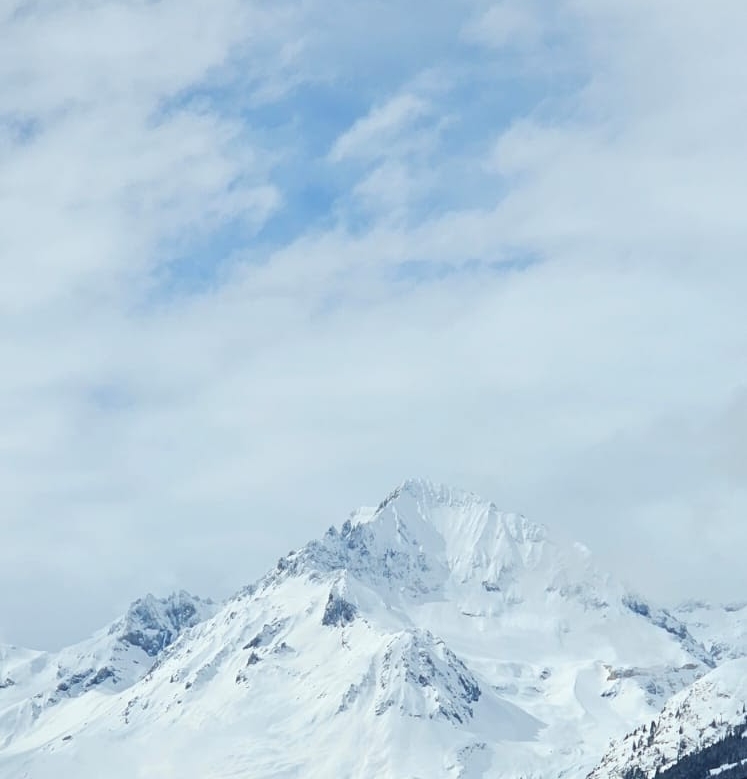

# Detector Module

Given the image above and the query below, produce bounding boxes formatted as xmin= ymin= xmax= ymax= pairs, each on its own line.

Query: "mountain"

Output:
xmin=0 ymin=479 xmax=718 ymax=778
xmin=588 ymin=658 xmax=747 ymax=779
xmin=673 ymin=600 xmax=747 ymax=662
xmin=0 ymin=590 xmax=216 ymax=749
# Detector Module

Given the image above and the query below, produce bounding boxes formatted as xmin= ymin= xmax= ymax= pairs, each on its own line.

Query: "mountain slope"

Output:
xmin=0 ymin=479 xmax=717 ymax=779
xmin=0 ymin=591 xmax=216 ymax=749
xmin=588 ymin=658 xmax=747 ymax=779
xmin=674 ymin=600 xmax=747 ymax=661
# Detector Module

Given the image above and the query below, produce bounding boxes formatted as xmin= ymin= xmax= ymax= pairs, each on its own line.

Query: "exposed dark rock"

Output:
xmin=119 ymin=592 xmax=212 ymax=657
xmin=322 ymin=592 xmax=357 ymax=627
xmin=244 ymin=619 xmax=286 ymax=650
xmin=57 ymin=669 xmax=94 ymax=693
xmin=85 ymin=667 xmax=116 ymax=688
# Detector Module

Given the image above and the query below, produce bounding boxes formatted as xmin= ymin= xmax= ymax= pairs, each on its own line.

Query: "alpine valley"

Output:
xmin=1 ymin=479 xmax=745 ymax=778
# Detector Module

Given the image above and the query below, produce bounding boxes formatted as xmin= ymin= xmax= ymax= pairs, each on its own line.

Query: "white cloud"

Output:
xmin=1 ymin=0 xmax=746 ymax=648
xmin=462 ymin=1 xmax=544 ymax=49
xmin=0 ymin=2 xmax=294 ymax=315
xmin=328 ymin=93 xmax=431 ymax=162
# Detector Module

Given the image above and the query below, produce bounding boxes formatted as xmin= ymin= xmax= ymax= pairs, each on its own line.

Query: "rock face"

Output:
xmin=115 ymin=591 xmax=216 ymax=656
xmin=372 ymin=630 xmax=483 ymax=725
xmin=0 ymin=479 xmax=731 ymax=779
xmin=321 ymin=591 xmax=358 ymax=627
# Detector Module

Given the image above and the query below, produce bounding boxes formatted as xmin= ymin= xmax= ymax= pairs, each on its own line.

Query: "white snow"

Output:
xmin=589 ymin=658 xmax=747 ymax=778
xmin=674 ymin=600 xmax=747 ymax=661
xmin=0 ymin=479 xmax=733 ymax=779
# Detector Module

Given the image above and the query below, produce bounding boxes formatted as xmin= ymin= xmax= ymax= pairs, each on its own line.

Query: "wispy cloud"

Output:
xmin=462 ymin=0 xmax=544 ymax=49
xmin=329 ymin=93 xmax=432 ymax=162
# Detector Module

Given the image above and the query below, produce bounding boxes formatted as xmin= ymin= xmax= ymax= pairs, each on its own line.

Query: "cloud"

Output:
xmin=0 ymin=0 xmax=745 ymax=648
xmin=0 ymin=2 xmax=291 ymax=313
xmin=329 ymin=93 xmax=432 ymax=162
xmin=461 ymin=1 xmax=544 ymax=49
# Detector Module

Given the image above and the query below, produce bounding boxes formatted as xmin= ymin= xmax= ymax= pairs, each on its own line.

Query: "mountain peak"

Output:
xmin=376 ymin=477 xmax=503 ymax=516
xmin=0 ymin=481 xmax=727 ymax=779
xmin=366 ymin=479 xmax=548 ymax=585
xmin=268 ymin=480 xmax=553 ymax=602
xmin=112 ymin=590 xmax=217 ymax=657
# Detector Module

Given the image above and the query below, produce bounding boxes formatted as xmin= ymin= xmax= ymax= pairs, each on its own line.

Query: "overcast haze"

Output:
xmin=1 ymin=0 xmax=746 ymax=650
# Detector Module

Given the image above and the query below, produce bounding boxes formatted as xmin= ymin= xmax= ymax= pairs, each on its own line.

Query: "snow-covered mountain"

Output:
xmin=588 ymin=658 xmax=747 ymax=779
xmin=673 ymin=600 xmax=747 ymax=662
xmin=0 ymin=479 xmax=733 ymax=778
xmin=0 ymin=591 xmax=216 ymax=747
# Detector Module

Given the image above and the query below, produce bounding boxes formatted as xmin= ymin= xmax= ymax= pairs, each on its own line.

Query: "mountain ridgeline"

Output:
xmin=0 ymin=479 xmax=744 ymax=779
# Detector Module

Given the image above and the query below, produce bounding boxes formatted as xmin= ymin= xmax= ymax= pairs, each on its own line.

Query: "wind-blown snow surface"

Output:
xmin=0 ymin=480 xmax=721 ymax=778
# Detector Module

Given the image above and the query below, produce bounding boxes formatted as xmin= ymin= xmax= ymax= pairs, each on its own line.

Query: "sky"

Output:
xmin=1 ymin=0 xmax=746 ymax=650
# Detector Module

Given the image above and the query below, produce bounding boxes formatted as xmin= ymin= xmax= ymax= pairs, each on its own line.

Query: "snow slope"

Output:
xmin=674 ymin=600 xmax=747 ymax=661
xmin=588 ymin=658 xmax=747 ymax=778
xmin=0 ymin=479 xmax=719 ymax=779
xmin=0 ymin=591 xmax=216 ymax=749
